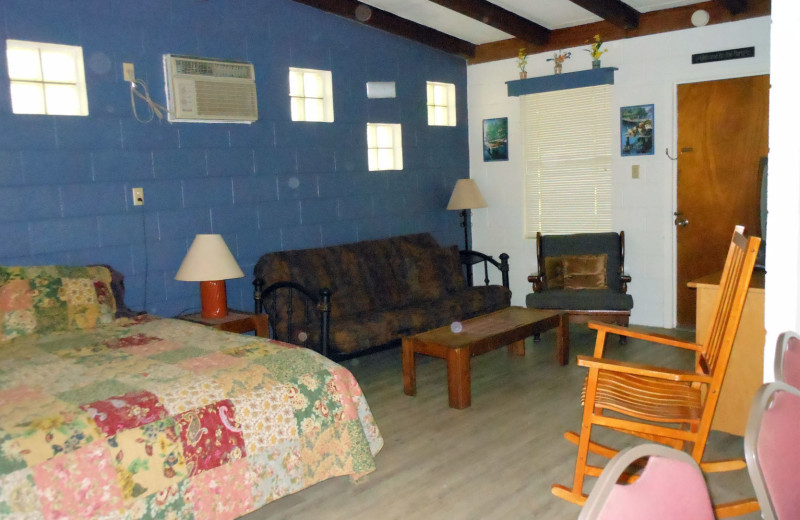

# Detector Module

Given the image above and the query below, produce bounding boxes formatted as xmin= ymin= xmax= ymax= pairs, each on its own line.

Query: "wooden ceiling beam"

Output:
xmin=470 ymin=0 xmax=770 ymax=65
xmin=289 ymin=0 xmax=476 ymax=58
xmin=715 ymin=0 xmax=748 ymax=15
xmin=426 ymin=0 xmax=549 ymax=44
xmin=568 ymin=0 xmax=640 ymax=30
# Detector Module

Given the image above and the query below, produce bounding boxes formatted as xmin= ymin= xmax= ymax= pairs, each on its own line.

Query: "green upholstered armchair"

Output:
xmin=526 ymin=231 xmax=633 ymax=345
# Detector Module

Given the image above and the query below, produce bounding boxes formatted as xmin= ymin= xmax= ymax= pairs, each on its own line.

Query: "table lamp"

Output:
xmin=175 ymin=234 xmax=244 ymax=319
xmin=447 ymin=179 xmax=487 ymax=251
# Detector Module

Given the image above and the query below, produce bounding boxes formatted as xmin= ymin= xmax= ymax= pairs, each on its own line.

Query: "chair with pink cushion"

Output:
xmin=775 ymin=331 xmax=800 ymax=387
xmin=745 ymin=381 xmax=800 ymax=520
xmin=578 ymin=443 xmax=715 ymax=520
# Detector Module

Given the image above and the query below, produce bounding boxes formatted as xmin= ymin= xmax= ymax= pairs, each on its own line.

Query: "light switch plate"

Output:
xmin=123 ymin=63 xmax=135 ymax=82
xmin=132 ymin=187 xmax=144 ymax=206
xmin=632 ymin=164 xmax=640 ymax=179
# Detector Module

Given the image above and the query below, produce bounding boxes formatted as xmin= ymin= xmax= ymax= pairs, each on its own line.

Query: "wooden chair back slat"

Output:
xmin=698 ymin=226 xmax=760 ymax=380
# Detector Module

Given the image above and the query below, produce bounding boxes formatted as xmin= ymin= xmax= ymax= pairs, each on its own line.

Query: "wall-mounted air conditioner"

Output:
xmin=163 ymin=54 xmax=258 ymax=123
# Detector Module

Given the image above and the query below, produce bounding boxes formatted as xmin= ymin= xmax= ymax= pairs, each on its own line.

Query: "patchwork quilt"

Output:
xmin=0 ymin=315 xmax=383 ymax=519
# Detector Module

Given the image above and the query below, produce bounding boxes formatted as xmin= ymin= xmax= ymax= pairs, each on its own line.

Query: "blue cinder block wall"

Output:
xmin=0 ymin=0 xmax=469 ymax=316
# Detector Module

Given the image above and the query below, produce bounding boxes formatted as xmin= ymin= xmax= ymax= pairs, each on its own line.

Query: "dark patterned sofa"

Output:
xmin=253 ymin=233 xmax=511 ymax=359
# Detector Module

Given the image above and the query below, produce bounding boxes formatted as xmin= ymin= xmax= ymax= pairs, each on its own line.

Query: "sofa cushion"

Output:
xmin=351 ymin=238 xmax=411 ymax=311
xmin=526 ymin=289 xmax=633 ymax=311
xmin=329 ymin=285 xmax=512 ymax=354
xmin=254 ymin=244 xmax=376 ymax=319
xmin=436 ymin=285 xmax=512 ymax=320
xmin=394 ymin=243 xmax=466 ymax=303
xmin=562 ymin=254 xmax=608 ymax=290
xmin=331 ymin=311 xmax=405 ymax=354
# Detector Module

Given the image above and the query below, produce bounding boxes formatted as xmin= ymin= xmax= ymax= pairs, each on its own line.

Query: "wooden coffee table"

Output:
xmin=402 ymin=306 xmax=568 ymax=409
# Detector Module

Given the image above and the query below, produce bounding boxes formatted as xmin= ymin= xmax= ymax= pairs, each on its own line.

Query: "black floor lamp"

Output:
xmin=446 ymin=179 xmax=487 ymax=251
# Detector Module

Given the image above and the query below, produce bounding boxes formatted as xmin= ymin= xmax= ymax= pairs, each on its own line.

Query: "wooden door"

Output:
xmin=676 ymin=75 xmax=769 ymax=327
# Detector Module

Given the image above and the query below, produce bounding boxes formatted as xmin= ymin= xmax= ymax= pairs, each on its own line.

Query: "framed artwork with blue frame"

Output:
xmin=483 ymin=117 xmax=508 ymax=161
xmin=620 ymin=104 xmax=654 ymax=156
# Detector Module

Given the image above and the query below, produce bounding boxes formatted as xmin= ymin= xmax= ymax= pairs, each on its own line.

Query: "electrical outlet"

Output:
xmin=123 ymin=62 xmax=135 ymax=82
xmin=132 ymin=187 xmax=144 ymax=206
xmin=632 ymin=164 xmax=640 ymax=179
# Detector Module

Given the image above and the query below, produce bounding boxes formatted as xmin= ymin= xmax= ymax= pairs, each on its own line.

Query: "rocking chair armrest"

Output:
xmin=527 ymin=272 xmax=545 ymax=292
xmin=588 ymin=321 xmax=703 ymax=351
xmin=576 ymin=355 xmax=713 ymax=383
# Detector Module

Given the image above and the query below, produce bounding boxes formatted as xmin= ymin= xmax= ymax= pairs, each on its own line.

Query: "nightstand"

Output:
xmin=177 ymin=310 xmax=269 ymax=338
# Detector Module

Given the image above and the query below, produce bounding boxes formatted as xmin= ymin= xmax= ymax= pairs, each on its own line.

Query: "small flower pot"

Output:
xmin=520 ymin=71 xmax=527 ymax=79
xmin=554 ymin=63 xmax=562 ymax=75
xmin=592 ymin=59 xmax=601 ymax=69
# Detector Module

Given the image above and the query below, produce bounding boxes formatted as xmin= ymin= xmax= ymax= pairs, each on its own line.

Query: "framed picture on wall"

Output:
xmin=483 ymin=117 xmax=509 ymax=161
xmin=620 ymin=104 xmax=654 ymax=156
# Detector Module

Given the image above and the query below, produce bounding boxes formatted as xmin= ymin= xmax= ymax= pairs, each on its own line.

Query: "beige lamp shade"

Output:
xmin=447 ymin=179 xmax=487 ymax=210
xmin=175 ymin=234 xmax=244 ymax=282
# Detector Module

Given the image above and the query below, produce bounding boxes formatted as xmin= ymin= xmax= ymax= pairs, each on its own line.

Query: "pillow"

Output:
xmin=90 ymin=264 xmax=139 ymax=318
xmin=0 ymin=265 xmax=117 ymax=341
xmin=562 ymin=254 xmax=608 ymax=290
xmin=544 ymin=256 xmax=565 ymax=290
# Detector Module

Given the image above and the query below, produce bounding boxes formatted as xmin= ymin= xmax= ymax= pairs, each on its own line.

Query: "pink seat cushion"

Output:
xmin=757 ymin=389 xmax=800 ymax=519
xmin=782 ymin=336 xmax=800 ymax=387
xmin=597 ymin=456 xmax=715 ymax=520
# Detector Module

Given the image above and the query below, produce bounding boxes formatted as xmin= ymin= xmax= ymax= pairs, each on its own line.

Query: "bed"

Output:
xmin=0 ymin=265 xmax=383 ymax=519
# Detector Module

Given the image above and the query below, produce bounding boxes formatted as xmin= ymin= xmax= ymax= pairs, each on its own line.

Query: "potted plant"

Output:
xmin=546 ymin=50 xmax=571 ymax=74
xmin=517 ymin=48 xmax=528 ymax=79
xmin=585 ymin=34 xmax=608 ymax=68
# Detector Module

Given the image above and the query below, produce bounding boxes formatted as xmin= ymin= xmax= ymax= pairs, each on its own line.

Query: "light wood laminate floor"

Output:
xmin=242 ymin=325 xmax=760 ymax=520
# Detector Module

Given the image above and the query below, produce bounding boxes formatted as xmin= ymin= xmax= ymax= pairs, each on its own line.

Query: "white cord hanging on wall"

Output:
xmin=130 ymin=79 xmax=168 ymax=123
xmin=124 ymin=63 xmax=168 ymax=123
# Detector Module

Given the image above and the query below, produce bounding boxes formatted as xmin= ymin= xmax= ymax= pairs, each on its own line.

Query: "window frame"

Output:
xmin=6 ymin=39 xmax=89 ymax=116
xmin=366 ymin=123 xmax=403 ymax=171
xmin=289 ymin=67 xmax=334 ymax=123
xmin=426 ymin=81 xmax=456 ymax=127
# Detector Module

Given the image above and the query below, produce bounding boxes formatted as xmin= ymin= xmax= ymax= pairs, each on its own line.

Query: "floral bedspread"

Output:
xmin=0 ymin=315 xmax=383 ymax=519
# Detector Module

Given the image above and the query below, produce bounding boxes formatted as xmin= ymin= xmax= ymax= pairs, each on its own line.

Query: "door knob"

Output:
xmin=674 ymin=211 xmax=689 ymax=227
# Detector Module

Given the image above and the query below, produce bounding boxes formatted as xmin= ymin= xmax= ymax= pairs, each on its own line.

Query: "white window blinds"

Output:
xmin=521 ymin=84 xmax=613 ymax=237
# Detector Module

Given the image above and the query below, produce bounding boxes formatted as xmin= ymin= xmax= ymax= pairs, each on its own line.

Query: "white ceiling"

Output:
xmin=361 ymin=0 xmax=709 ymax=45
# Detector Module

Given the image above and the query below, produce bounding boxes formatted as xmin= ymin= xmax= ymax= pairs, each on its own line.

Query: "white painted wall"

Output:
xmin=764 ymin=1 xmax=800 ymax=381
xmin=467 ymin=17 xmax=771 ymax=328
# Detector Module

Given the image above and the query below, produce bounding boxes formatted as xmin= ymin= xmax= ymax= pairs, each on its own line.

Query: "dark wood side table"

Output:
xmin=177 ymin=309 xmax=270 ymax=338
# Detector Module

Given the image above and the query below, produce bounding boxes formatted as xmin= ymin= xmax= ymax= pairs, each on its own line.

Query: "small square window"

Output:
xmin=367 ymin=123 xmax=403 ymax=171
xmin=289 ymin=67 xmax=334 ymax=122
xmin=6 ymin=39 xmax=88 ymax=116
xmin=426 ymin=81 xmax=456 ymax=126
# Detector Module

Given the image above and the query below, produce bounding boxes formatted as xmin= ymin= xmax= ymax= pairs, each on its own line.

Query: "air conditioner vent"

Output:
xmin=164 ymin=54 xmax=258 ymax=123
xmin=173 ymin=58 xmax=253 ymax=79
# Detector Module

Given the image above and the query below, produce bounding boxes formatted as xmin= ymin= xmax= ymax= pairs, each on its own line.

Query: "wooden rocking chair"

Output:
xmin=552 ymin=226 xmax=761 ymax=518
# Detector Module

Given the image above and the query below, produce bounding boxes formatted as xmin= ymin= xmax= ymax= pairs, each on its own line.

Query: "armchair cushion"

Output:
xmin=563 ymin=254 xmax=608 ymax=290
xmin=545 ymin=257 xmax=565 ymax=289
xmin=540 ymin=232 xmax=624 ymax=292
xmin=526 ymin=289 xmax=633 ymax=311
